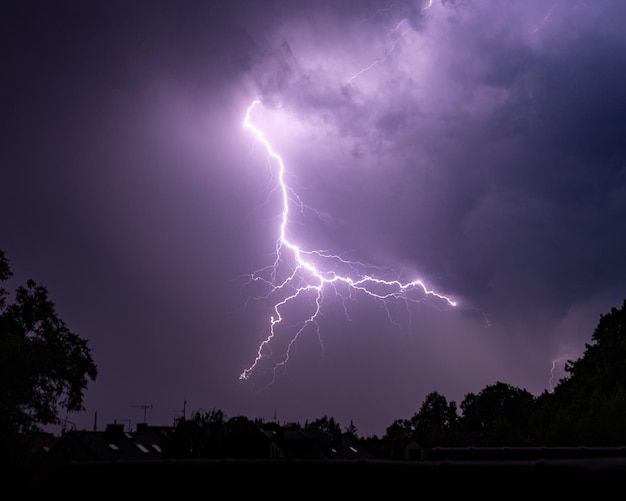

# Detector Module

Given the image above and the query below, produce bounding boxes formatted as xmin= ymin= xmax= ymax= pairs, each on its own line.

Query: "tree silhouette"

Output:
xmin=166 ymin=408 xmax=226 ymax=458
xmin=343 ymin=420 xmax=359 ymax=440
xmin=0 ymin=249 xmax=97 ymax=476
xmin=304 ymin=416 xmax=341 ymax=436
xmin=411 ymin=391 xmax=459 ymax=446
xmin=533 ymin=299 xmax=626 ymax=445
xmin=459 ymin=381 xmax=535 ymax=446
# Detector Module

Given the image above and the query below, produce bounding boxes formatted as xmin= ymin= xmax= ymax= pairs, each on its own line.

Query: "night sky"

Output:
xmin=3 ymin=0 xmax=626 ymax=438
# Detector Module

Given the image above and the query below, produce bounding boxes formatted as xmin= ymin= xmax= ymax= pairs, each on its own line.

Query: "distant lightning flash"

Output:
xmin=239 ymin=100 xmax=456 ymax=382
xmin=344 ymin=18 xmax=412 ymax=86
xmin=548 ymin=354 xmax=572 ymax=392
xmin=549 ymin=359 xmax=559 ymax=392
xmin=344 ymin=1 xmax=434 ymax=87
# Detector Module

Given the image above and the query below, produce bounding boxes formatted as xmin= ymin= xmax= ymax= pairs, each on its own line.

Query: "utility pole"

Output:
xmin=132 ymin=404 xmax=153 ymax=423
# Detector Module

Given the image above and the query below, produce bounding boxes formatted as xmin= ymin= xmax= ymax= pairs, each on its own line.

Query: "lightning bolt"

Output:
xmin=343 ymin=0 xmax=435 ymax=87
xmin=548 ymin=359 xmax=559 ymax=392
xmin=530 ymin=7 xmax=553 ymax=34
xmin=548 ymin=354 xmax=570 ymax=392
xmin=239 ymin=100 xmax=456 ymax=383
xmin=344 ymin=18 xmax=412 ymax=87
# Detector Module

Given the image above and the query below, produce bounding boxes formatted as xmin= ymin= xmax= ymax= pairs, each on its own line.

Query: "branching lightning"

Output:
xmin=344 ymin=0 xmax=434 ymax=87
xmin=344 ymin=18 xmax=412 ymax=86
xmin=239 ymin=100 xmax=456 ymax=383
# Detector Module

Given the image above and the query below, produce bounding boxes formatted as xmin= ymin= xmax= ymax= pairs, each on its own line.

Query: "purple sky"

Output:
xmin=2 ymin=0 xmax=626 ymax=438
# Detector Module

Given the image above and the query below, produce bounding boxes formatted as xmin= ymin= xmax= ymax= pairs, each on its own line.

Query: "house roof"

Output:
xmin=27 ymin=431 xmax=61 ymax=455
xmin=274 ymin=429 xmax=375 ymax=460
xmin=42 ymin=422 xmax=375 ymax=464
xmin=48 ymin=423 xmax=172 ymax=462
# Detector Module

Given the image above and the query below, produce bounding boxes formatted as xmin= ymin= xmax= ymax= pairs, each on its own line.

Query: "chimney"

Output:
xmin=105 ymin=423 xmax=125 ymax=437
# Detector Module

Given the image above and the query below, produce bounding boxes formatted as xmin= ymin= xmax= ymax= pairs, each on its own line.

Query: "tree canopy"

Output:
xmin=149 ymin=299 xmax=626 ymax=450
xmin=534 ymin=299 xmax=626 ymax=445
xmin=0 ymin=249 xmax=97 ymax=462
xmin=380 ymin=300 xmax=626 ymax=448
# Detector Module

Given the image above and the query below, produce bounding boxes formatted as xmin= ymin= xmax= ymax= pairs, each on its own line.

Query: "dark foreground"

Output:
xmin=18 ymin=457 xmax=626 ymax=499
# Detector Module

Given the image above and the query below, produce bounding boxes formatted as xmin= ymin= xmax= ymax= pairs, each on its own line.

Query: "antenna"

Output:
xmin=132 ymin=403 xmax=153 ymax=423
xmin=173 ymin=400 xmax=187 ymax=422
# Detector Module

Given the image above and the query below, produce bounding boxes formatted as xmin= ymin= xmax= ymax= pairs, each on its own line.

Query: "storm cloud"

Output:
xmin=2 ymin=0 xmax=626 ymax=437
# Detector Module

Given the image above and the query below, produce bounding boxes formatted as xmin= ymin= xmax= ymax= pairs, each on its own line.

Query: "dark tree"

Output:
xmin=225 ymin=415 xmax=272 ymax=458
xmin=534 ymin=299 xmax=626 ymax=445
xmin=304 ymin=415 xmax=341 ymax=436
xmin=411 ymin=391 xmax=459 ymax=446
xmin=564 ymin=299 xmax=626 ymax=397
xmin=0 ymin=249 xmax=97 ymax=471
xmin=459 ymin=381 xmax=535 ymax=446
xmin=343 ymin=419 xmax=359 ymax=440
xmin=166 ymin=408 xmax=227 ymax=458
xmin=380 ymin=418 xmax=414 ymax=459
xmin=384 ymin=418 xmax=413 ymax=442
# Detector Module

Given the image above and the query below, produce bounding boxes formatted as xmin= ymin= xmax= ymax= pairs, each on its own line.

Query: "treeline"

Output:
xmin=165 ymin=299 xmax=626 ymax=453
xmin=384 ymin=299 xmax=626 ymax=448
